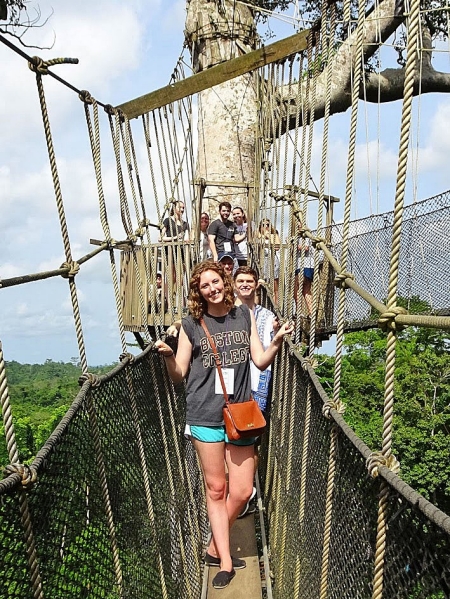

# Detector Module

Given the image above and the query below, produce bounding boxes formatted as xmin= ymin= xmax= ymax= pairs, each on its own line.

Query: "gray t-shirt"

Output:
xmin=182 ymin=304 xmax=252 ymax=426
xmin=208 ymin=218 xmax=237 ymax=254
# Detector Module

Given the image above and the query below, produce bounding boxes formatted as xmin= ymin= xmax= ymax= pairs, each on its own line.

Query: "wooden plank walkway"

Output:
xmin=203 ymin=514 xmax=263 ymax=599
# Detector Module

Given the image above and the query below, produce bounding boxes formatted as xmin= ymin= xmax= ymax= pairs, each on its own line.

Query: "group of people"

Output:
xmin=158 ymin=199 xmax=315 ymax=317
xmin=155 ymin=260 xmax=293 ymax=590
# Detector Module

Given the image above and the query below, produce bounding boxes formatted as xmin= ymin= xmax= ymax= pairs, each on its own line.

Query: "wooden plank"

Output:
xmin=205 ymin=514 xmax=262 ymax=599
xmin=117 ymin=30 xmax=310 ymax=119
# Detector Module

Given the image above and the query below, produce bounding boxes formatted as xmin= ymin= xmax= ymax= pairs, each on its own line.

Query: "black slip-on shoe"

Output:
xmin=212 ymin=569 xmax=236 ymax=589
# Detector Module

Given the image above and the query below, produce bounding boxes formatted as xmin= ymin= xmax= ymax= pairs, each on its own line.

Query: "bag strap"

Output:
xmin=199 ymin=317 xmax=230 ymax=405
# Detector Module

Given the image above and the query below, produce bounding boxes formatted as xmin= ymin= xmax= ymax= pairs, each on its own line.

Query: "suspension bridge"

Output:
xmin=1 ymin=1 xmax=450 ymax=597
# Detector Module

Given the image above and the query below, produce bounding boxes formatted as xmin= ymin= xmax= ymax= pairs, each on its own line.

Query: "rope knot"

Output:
xmin=4 ymin=463 xmax=37 ymax=489
xmin=28 ymin=56 xmax=79 ymax=74
xmin=333 ymin=271 xmax=354 ymax=289
xmin=134 ymin=227 xmax=145 ymax=238
xmin=119 ymin=352 xmax=135 ymax=364
xmin=322 ymin=398 xmax=346 ymax=419
xmin=60 ymin=261 xmax=80 ymax=279
xmin=79 ymin=89 xmax=94 ymax=104
xmin=366 ymin=451 xmax=400 ymax=478
xmin=104 ymin=104 xmax=116 ymax=116
xmin=28 ymin=56 xmax=48 ymax=74
xmin=378 ymin=306 xmax=408 ymax=332
xmin=78 ymin=372 xmax=102 ymax=387
xmin=302 ymin=355 xmax=318 ymax=370
xmin=312 ymin=236 xmax=326 ymax=246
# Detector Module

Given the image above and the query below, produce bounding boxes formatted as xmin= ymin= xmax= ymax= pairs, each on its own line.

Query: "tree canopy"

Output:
xmin=317 ymin=324 xmax=450 ymax=513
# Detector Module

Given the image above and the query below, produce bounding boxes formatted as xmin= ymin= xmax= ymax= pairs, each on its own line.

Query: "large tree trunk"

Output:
xmin=185 ymin=0 xmax=259 ymax=218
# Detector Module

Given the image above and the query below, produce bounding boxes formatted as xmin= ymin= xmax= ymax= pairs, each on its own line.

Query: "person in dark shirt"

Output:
xmin=208 ymin=201 xmax=245 ymax=261
xmin=161 ymin=200 xmax=190 ymax=287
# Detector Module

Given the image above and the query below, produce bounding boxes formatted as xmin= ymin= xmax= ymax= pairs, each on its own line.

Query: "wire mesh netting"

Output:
xmin=324 ymin=190 xmax=450 ymax=332
xmin=258 ymin=349 xmax=450 ymax=599
xmin=0 ymin=348 xmax=208 ymax=599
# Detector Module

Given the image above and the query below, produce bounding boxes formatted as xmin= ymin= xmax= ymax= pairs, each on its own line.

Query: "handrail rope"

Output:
xmin=285 ymin=52 xmax=306 ymax=326
xmin=141 ymin=113 xmax=167 ymax=337
xmin=121 ymin=116 xmax=145 ymax=235
xmin=255 ymin=63 xmax=272 ymax=293
xmin=29 ymin=57 xmax=89 ymax=375
xmin=277 ymin=57 xmax=296 ymax=315
xmin=125 ymin=118 xmax=164 ymax=335
xmin=371 ymin=0 xmax=422 ymax=596
xmin=261 ymin=62 xmax=282 ymax=566
xmin=303 ymin=28 xmax=320 ymax=353
xmin=120 ymin=116 xmax=155 ymax=339
xmin=107 ymin=108 xmax=150 ymax=340
xmin=82 ymin=98 xmax=128 ymax=352
xmin=332 ymin=0 xmax=366 ymax=416
xmin=152 ymin=109 xmax=176 ymax=312
xmin=266 ymin=61 xmax=284 ymax=305
xmin=318 ymin=6 xmax=339 ymax=599
xmin=164 ymin=103 xmax=191 ymax=311
xmin=142 ymin=114 xmax=163 ymax=227
xmin=107 ymin=110 xmax=133 ymax=238
xmin=275 ymin=341 xmax=293 ymax=592
xmin=293 ymin=36 xmax=312 ymax=345
xmin=0 ymin=341 xmax=44 ymax=598
xmin=76 ymin=100 xmax=141 ymax=595
xmin=298 ymin=30 xmax=315 ymax=530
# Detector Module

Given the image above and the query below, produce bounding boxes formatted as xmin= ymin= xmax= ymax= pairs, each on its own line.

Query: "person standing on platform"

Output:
xmin=155 ymin=262 xmax=293 ymax=590
xmin=197 ymin=212 xmax=212 ymax=261
xmin=208 ymin=201 xmax=245 ymax=262
xmin=233 ymin=266 xmax=278 ymax=517
xmin=161 ymin=200 xmax=190 ymax=288
xmin=232 ymin=206 xmax=248 ymax=267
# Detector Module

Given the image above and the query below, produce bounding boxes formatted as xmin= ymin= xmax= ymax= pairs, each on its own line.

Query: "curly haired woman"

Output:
xmin=155 ymin=260 xmax=293 ymax=590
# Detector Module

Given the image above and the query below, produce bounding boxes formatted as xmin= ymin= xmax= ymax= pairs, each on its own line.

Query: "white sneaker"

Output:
xmin=238 ymin=487 xmax=257 ymax=518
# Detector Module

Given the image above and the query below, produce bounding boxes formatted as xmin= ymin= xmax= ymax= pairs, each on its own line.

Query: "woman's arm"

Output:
xmin=155 ymin=325 xmax=192 ymax=384
xmin=274 ymin=232 xmax=281 ymax=251
xmin=208 ymin=234 xmax=218 ymax=261
xmin=249 ymin=310 xmax=293 ymax=371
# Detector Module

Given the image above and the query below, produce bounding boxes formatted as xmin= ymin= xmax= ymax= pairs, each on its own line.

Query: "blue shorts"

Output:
xmin=295 ymin=267 xmax=314 ymax=280
xmin=188 ymin=424 xmax=256 ymax=446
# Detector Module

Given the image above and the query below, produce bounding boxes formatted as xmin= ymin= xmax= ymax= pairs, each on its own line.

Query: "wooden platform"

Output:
xmin=203 ymin=514 xmax=263 ymax=599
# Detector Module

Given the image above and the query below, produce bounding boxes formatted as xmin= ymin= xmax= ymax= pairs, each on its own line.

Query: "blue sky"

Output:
xmin=1 ymin=0 xmax=449 ymax=365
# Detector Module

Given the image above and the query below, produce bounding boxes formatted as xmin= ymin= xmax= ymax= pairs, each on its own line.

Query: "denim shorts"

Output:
xmin=295 ymin=267 xmax=314 ymax=280
xmin=186 ymin=424 xmax=256 ymax=446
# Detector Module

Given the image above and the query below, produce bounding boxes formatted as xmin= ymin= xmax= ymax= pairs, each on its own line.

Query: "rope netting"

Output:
xmin=1 ymin=0 xmax=450 ymax=596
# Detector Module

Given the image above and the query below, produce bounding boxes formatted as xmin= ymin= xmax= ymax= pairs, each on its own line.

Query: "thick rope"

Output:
xmin=0 ymin=342 xmax=44 ymax=599
xmin=298 ymin=30 xmax=316 ymax=530
xmin=371 ymin=0 xmax=421 ymax=595
xmin=332 ymin=0 xmax=366 ymax=412
xmin=30 ymin=62 xmax=89 ymax=373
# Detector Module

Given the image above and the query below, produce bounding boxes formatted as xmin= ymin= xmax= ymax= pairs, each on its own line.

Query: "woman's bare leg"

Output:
xmin=193 ymin=439 xmax=232 ymax=571
xmin=207 ymin=442 xmax=255 ymax=561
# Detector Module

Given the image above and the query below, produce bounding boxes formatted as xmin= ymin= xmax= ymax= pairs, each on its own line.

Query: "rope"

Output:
xmin=371 ymin=0 xmax=421 ymax=595
xmin=298 ymin=30 xmax=316 ymax=534
xmin=31 ymin=59 xmax=89 ymax=374
xmin=0 ymin=342 xmax=44 ymax=599
xmin=332 ymin=0 xmax=366 ymax=415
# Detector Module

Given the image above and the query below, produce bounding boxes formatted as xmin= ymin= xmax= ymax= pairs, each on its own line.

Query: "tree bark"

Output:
xmin=185 ymin=0 xmax=259 ymax=217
